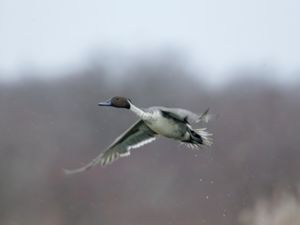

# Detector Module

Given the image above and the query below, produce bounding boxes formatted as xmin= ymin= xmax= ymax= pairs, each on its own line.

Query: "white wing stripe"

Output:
xmin=128 ymin=137 xmax=156 ymax=150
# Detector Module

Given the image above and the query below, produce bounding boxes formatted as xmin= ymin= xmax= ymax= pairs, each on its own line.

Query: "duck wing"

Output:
xmin=150 ymin=106 xmax=210 ymax=123
xmin=63 ymin=120 xmax=157 ymax=175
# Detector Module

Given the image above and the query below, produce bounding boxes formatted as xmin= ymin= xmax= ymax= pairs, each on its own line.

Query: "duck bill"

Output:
xmin=98 ymin=100 xmax=112 ymax=106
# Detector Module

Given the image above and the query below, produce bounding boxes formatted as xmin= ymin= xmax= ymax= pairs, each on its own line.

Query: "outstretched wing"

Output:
xmin=63 ymin=120 xmax=156 ymax=175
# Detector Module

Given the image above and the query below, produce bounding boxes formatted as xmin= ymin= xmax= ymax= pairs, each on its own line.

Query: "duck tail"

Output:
xmin=197 ymin=108 xmax=210 ymax=123
xmin=197 ymin=108 xmax=219 ymax=123
xmin=192 ymin=128 xmax=213 ymax=146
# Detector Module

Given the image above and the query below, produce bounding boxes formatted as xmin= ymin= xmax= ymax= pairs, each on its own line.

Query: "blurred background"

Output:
xmin=1 ymin=0 xmax=300 ymax=225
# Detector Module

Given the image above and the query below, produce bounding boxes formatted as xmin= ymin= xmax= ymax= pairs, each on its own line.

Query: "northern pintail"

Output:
xmin=64 ymin=96 xmax=213 ymax=175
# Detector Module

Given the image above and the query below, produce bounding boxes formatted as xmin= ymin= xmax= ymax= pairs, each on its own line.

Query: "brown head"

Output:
xmin=98 ymin=96 xmax=131 ymax=109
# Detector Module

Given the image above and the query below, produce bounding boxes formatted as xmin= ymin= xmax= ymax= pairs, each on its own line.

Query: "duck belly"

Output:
xmin=147 ymin=117 xmax=187 ymax=139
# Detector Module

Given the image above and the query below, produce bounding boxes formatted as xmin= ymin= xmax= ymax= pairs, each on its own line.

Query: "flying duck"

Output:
xmin=64 ymin=96 xmax=213 ymax=175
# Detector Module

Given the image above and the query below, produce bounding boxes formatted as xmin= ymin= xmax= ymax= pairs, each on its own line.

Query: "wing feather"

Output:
xmin=149 ymin=107 xmax=213 ymax=124
xmin=64 ymin=120 xmax=156 ymax=175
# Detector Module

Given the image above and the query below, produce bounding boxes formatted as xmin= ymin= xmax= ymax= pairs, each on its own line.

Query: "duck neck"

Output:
xmin=129 ymin=103 xmax=152 ymax=121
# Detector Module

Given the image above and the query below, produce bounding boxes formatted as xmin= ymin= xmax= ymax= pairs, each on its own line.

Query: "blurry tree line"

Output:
xmin=0 ymin=58 xmax=300 ymax=225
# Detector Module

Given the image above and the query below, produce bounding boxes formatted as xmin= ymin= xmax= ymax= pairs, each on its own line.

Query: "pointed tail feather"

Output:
xmin=197 ymin=108 xmax=210 ymax=123
xmin=197 ymin=108 xmax=219 ymax=123
xmin=194 ymin=128 xmax=213 ymax=146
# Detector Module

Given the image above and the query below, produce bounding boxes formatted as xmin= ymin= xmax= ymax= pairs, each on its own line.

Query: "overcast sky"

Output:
xmin=0 ymin=0 xmax=299 ymax=83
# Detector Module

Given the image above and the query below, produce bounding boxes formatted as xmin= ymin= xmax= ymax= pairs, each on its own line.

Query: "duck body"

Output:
xmin=64 ymin=97 xmax=213 ymax=175
xmin=143 ymin=108 xmax=188 ymax=140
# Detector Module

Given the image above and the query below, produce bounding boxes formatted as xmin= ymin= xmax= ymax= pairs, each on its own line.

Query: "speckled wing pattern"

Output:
xmin=63 ymin=120 xmax=156 ymax=175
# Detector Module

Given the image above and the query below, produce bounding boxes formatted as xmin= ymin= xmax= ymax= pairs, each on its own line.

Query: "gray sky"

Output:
xmin=0 ymin=0 xmax=299 ymax=83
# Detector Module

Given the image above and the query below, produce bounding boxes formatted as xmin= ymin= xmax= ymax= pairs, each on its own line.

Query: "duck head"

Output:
xmin=98 ymin=96 xmax=131 ymax=109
